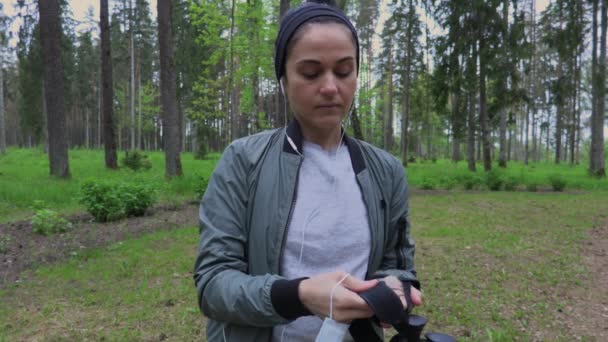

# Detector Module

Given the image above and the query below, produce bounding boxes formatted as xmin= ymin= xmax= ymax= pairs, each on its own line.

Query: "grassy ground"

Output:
xmin=405 ymin=159 xmax=608 ymax=191
xmin=0 ymin=148 xmax=219 ymax=223
xmin=1 ymin=191 xmax=607 ymax=341
xmin=1 ymin=148 xmax=606 ymax=223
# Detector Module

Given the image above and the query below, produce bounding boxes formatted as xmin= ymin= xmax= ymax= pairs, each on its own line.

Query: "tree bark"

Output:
xmin=279 ymin=0 xmax=290 ymax=19
xmin=385 ymin=42 xmax=394 ymax=152
xmin=590 ymin=0 xmax=606 ymax=176
xmin=158 ymin=0 xmax=183 ymax=177
xmin=39 ymin=0 xmax=70 ymax=178
xmin=0 ymin=51 xmax=5 ymax=154
xmin=479 ymin=37 xmax=491 ymax=171
xmin=101 ymin=0 xmax=117 ymax=168
xmin=499 ymin=0 xmax=508 ymax=167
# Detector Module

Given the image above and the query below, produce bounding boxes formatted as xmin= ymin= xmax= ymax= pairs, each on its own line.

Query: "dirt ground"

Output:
xmin=0 ymin=203 xmax=200 ymax=288
xmin=562 ymin=221 xmax=608 ymax=341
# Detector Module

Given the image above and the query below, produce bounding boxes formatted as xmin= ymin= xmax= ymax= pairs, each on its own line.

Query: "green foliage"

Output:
xmin=548 ymin=174 xmax=566 ymax=192
xmin=438 ymin=175 xmax=457 ymax=190
xmin=121 ymin=150 xmax=152 ymax=171
xmin=459 ymin=173 xmax=482 ymax=190
xmin=526 ymin=182 xmax=539 ymax=192
xmin=420 ymin=177 xmax=435 ymax=190
xmin=80 ymin=180 xmax=156 ymax=222
xmin=194 ymin=174 xmax=209 ymax=200
xmin=503 ymin=176 xmax=520 ymax=191
xmin=31 ymin=208 xmax=72 ymax=236
xmin=120 ymin=183 xmax=156 ymax=217
xmin=484 ymin=170 xmax=504 ymax=191
xmin=80 ymin=180 xmax=126 ymax=222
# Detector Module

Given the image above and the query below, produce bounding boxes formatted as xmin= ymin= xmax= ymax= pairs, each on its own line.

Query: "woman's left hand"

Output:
xmin=379 ymin=276 xmax=422 ymax=328
xmin=381 ymin=276 xmax=422 ymax=310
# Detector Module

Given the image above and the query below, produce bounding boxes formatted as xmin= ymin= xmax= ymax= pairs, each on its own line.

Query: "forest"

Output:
xmin=0 ymin=0 xmax=606 ymax=177
xmin=1 ymin=1 xmax=608 ymax=341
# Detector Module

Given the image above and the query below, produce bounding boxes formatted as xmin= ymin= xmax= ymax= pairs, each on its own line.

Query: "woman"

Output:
xmin=194 ymin=1 xmax=421 ymax=341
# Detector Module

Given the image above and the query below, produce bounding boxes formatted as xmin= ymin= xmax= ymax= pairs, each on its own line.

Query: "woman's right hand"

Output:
xmin=298 ymin=271 xmax=378 ymax=323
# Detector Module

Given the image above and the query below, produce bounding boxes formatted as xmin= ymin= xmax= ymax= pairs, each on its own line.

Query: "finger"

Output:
xmin=380 ymin=322 xmax=391 ymax=329
xmin=334 ymin=307 xmax=375 ymax=322
xmin=342 ymin=277 xmax=378 ymax=293
xmin=410 ymin=287 xmax=422 ymax=306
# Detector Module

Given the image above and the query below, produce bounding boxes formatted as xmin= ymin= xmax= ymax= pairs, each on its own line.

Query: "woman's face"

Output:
xmin=283 ymin=23 xmax=357 ymax=134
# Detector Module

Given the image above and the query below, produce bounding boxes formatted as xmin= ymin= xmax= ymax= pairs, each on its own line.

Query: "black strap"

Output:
xmin=358 ymin=281 xmax=410 ymax=335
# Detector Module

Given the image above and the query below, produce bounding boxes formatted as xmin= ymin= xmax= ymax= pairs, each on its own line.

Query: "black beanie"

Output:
xmin=274 ymin=0 xmax=360 ymax=81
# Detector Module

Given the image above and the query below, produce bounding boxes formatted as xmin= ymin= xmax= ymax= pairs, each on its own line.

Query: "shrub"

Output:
xmin=548 ymin=174 xmax=566 ymax=192
xmin=484 ymin=170 xmax=504 ymax=191
xmin=194 ymin=174 xmax=209 ymax=200
xmin=420 ymin=177 xmax=435 ymax=190
xmin=194 ymin=142 xmax=209 ymax=160
xmin=460 ymin=173 xmax=482 ymax=190
xmin=121 ymin=150 xmax=152 ymax=171
xmin=80 ymin=180 xmax=126 ymax=222
xmin=526 ymin=182 xmax=538 ymax=192
xmin=120 ymin=183 xmax=156 ymax=217
xmin=504 ymin=176 xmax=519 ymax=191
xmin=81 ymin=180 xmax=156 ymax=222
xmin=31 ymin=208 xmax=72 ymax=236
xmin=439 ymin=175 xmax=457 ymax=190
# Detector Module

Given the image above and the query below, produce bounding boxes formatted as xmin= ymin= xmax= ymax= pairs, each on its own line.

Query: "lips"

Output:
xmin=316 ymin=104 xmax=341 ymax=109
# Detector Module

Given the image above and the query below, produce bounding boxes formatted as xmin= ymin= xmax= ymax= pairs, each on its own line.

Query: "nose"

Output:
xmin=319 ymin=74 xmax=338 ymax=96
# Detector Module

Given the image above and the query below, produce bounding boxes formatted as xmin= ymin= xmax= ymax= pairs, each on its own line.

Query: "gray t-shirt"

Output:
xmin=272 ymin=140 xmax=372 ymax=342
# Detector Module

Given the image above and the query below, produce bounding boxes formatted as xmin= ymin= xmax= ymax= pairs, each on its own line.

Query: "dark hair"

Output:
xmin=274 ymin=0 xmax=359 ymax=81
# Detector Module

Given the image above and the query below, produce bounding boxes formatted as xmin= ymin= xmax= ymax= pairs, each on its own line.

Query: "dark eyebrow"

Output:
xmin=295 ymin=56 xmax=355 ymax=65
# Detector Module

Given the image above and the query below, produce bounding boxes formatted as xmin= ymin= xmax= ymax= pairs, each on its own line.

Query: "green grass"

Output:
xmin=0 ymin=148 xmax=219 ymax=223
xmin=405 ymin=159 xmax=608 ymax=191
xmin=1 ymin=191 xmax=607 ymax=341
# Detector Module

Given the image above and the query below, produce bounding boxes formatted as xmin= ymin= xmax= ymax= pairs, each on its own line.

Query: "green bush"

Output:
xmin=548 ymin=174 xmax=566 ymax=192
xmin=420 ymin=177 xmax=435 ymax=190
xmin=439 ymin=175 xmax=457 ymax=190
xmin=504 ymin=176 xmax=519 ymax=191
xmin=31 ymin=208 xmax=72 ymax=236
xmin=526 ymin=182 xmax=538 ymax=192
xmin=459 ymin=173 xmax=482 ymax=190
xmin=120 ymin=183 xmax=156 ymax=217
xmin=194 ymin=174 xmax=209 ymax=200
xmin=484 ymin=170 xmax=504 ymax=191
xmin=121 ymin=150 xmax=152 ymax=171
xmin=80 ymin=180 xmax=126 ymax=222
xmin=80 ymin=180 xmax=156 ymax=222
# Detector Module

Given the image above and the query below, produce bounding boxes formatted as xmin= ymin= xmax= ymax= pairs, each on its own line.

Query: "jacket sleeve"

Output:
xmin=193 ymin=141 xmax=290 ymax=327
xmin=369 ymin=159 xmax=420 ymax=289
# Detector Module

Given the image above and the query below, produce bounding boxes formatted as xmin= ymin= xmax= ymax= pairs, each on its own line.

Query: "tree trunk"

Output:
xmin=451 ymin=92 xmax=460 ymax=162
xmin=590 ymin=0 xmax=607 ymax=176
xmin=499 ymin=0 xmax=508 ymax=167
xmin=279 ymin=0 xmax=290 ymax=19
xmin=479 ymin=38 xmax=491 ymax=171
xmin=0 ymin=51 xmax=5 ymax=154
xmin=385 ymin=42 xmax=394 ymax=152
xmin=39 ymin=0 xmax=70 ymax=178
xmin=130 ymin=0 xmax=135 ymax=151
xmin=350 ymin=106 xmax=364 ymax=140
xmin=101 ymin=0 xmax=117 ymax=167
xmin=467 ymin=85 xmax=476 ymax=172
xmin=158 ymin=0 xmax=183 ymax=177
xmin=592 ymin=0 xmax=607 ymax=176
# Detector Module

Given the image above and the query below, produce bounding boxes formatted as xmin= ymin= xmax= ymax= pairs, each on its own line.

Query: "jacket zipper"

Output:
xmin=277 ymin=160 xmax=302 ymax=274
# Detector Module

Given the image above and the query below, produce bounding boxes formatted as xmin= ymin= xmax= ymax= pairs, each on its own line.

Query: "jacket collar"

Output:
xmin=283 ymin=120 xmax=366 ymax=174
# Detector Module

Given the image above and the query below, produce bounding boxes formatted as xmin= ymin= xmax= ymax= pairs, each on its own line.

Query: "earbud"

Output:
xmin=280 ymin=78 xmax=286 ymax=95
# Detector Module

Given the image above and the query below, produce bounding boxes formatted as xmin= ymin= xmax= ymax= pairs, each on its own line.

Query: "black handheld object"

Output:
xmin=358 ymin=281 xmax=456 ymax=342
